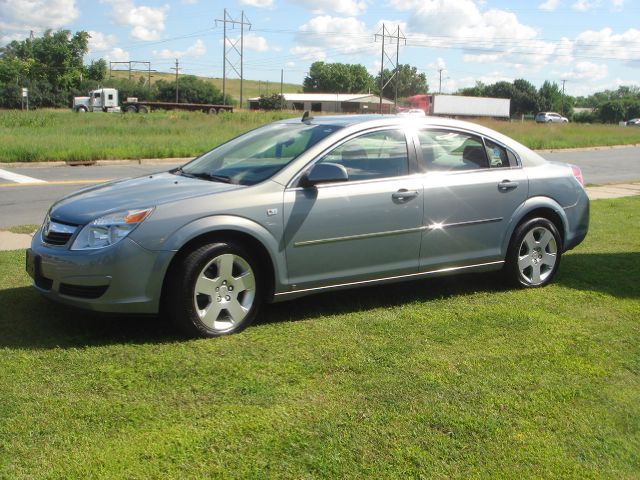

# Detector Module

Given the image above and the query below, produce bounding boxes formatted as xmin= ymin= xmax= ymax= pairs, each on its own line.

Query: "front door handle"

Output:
xmin=392 ymin=189 xmax=419 ymax=202
xmin=498 ymin=180 xmax=519 ymax=192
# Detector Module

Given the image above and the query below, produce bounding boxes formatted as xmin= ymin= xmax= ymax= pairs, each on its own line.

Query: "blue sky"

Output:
xmin=1 ymin=0 xmax=639 ymax=96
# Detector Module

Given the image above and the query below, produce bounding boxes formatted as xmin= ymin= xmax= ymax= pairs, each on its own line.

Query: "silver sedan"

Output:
xmin=28 ymin=114 xmax=589 ymax=337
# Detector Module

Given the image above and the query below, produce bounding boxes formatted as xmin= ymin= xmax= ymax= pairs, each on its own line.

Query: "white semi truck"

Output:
xmin=73 ymin=88 xmax=121 ymax=113
xmin=72 ymin=88 xmax=234 ymax=113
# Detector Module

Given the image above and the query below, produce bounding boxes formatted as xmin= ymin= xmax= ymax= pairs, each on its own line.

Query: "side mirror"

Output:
xmin=300 ymin=162 xmax=349 ymax=187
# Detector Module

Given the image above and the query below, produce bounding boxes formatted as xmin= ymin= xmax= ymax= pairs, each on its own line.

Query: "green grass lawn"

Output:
xmin=1 ymin=109 xmax=639 ymax=163
xmin=0 ymin=197 xmax=639 ymax=479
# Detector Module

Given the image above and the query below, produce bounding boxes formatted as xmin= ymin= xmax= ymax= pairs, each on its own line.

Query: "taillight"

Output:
xmin=570 ymin=164 xmax=584 ymax=186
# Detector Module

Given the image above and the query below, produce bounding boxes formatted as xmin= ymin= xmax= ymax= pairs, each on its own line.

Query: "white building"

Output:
xmin=248 ymin=93 xmax=395 ymax=113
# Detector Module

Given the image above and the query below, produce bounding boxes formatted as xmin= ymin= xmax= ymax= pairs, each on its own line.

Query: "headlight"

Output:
xmin=71 ymin=207 xmax=154 ymax=250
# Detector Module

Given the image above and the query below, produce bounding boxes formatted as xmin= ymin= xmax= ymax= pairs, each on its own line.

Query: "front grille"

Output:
xmin=59 ymin=283 xmax=109 ymax=299
xmin=43 ymin=231 xmax=73 ymax=246
xmin=42 ymin=218 xmax=77 ymax=246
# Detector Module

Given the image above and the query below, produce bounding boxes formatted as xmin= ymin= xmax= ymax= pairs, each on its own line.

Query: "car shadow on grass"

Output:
xmin=556 ymin=252 xmax=640 ymax=299
xmin=1 ymin=252 xmax=636 ymax=349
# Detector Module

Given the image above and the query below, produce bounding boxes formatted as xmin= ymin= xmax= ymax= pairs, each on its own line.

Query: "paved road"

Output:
xmin=0 ymin=147 xmax=638 ymax=229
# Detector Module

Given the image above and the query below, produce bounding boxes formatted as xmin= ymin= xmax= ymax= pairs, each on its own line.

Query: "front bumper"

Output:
xmin=28 ymin=232 xmax=174 ymax=314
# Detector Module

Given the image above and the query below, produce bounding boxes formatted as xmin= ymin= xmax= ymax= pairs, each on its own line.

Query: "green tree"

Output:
xmin=598 ymin=100 xmax=627 ymax=123
xmin=155 ymin=75 xmax=231 ymax=104
xmin=257 ymin=93 xmax=286 ymax=110
xmin=538 ymin=81 xmax=564 ymax=113
xmin=303 ymin=61 xmax=373 ymax=93
xmin=85 ymin=59 xmax=107 ymax=82
xmin=375 ymin=64 xmax=428 ymax=98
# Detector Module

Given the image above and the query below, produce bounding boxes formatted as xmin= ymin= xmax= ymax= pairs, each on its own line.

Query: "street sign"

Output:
xmin=21 ymin=88 xmax=28 ymax=97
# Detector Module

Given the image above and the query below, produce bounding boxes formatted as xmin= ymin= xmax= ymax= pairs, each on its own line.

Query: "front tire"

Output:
xmin=166 ymin=242 xmax=262 ymax=337
xmin=505 ymin=217 xmax=562 ymax=288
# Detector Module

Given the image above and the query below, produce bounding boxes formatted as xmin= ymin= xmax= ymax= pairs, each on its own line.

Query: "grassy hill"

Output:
xmin=108 ymin=70 xmax=302 ymax=103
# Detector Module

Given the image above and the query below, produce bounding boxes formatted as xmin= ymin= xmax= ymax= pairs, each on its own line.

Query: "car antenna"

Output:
xmin=301 ymin=111 xmax=313 ymax=123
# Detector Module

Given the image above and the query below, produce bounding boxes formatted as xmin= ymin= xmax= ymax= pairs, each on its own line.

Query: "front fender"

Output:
xmin=161 ymin=215 xmax=288 ymax=294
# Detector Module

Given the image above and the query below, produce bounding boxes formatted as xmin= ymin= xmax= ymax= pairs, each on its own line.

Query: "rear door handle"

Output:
xmin=498 ymin=180 xmax=519 ymax=191
xmin=392 ymin=189 xmax=419 ymax=202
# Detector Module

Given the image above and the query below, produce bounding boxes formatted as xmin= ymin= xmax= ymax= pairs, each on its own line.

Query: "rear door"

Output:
xmin=282 ymin=128 xmax=423 ymax=290
xmin=415 ymin=128 xmax=528 ymax=271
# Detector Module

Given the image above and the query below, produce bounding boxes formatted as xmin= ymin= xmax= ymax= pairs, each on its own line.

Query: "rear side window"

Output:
xmin=417 ymin=129 xmax=489 ymax=171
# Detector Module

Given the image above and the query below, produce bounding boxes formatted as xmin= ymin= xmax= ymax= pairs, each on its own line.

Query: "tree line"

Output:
xmin=0 ymin=30 xmax=230 ymax=109
xmin=1 ymin=29 xmax=639 ymax=122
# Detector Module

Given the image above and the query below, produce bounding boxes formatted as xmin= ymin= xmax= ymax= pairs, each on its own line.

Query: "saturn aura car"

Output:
xmin=28 ymin=114 xmax=589 ymax=337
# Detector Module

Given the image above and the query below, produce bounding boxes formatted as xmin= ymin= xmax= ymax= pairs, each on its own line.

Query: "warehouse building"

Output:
xmin=247 ymin=93 xmax=395 ymax=113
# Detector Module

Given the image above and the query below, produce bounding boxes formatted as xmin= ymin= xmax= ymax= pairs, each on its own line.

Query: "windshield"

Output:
xmin=180 ymin=122 xmax=342 ymax=186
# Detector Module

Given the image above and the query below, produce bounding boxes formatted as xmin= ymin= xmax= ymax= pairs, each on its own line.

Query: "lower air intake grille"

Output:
xmin=59 ymin=283 xmax=109 ymax=299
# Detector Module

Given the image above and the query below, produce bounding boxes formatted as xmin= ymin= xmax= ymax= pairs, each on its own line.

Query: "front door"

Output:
xmin=283 ymin=129 xmax=423 ymax=290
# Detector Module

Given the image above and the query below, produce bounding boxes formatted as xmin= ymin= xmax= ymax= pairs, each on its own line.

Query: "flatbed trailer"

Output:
xmin=122 ymin=101 xmax=233 ymax=114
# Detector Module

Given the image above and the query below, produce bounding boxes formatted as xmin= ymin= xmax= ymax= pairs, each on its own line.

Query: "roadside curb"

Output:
xmin=1 ymin=158 xmax=190 ymax=169
xmin=535 ymin=144 xmax=640 ymax=154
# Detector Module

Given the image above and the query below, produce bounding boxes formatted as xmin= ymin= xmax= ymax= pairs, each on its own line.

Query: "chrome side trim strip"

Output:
xmin=294 ymin=217 xmax=503 ymax=247
xmin=294 ymin=226 xmax=424 ymax=247
xmin=427 ymin=217 xmax=503 ymax=230
xmin=275 ymin=260 xmax=505 ymax=297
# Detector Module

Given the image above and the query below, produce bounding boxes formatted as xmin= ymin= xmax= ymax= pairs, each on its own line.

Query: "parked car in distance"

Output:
xmin=27 ymin=114 xmax=589 ymax=338
xmin=536 ymin=112 xmax=569 ymax=123
xmin=626 ymin=118 xmax=640 ymax=126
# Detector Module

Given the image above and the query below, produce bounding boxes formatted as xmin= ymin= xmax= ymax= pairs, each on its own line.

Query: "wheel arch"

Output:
xmin=158 ymin=216 xmax=286 ymax=304
xmin=503 ymin=197 xmax=569 ymax=255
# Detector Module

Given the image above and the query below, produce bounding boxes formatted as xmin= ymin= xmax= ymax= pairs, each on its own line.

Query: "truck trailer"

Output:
xmin=406 ymin=94 xmax=511 ymax=118
xmin=73 ymin=88 xmax=233 ymax=114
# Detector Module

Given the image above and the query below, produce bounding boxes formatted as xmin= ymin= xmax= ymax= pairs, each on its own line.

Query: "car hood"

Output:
xmin=50 ymin=172 xmax=243 ymax=225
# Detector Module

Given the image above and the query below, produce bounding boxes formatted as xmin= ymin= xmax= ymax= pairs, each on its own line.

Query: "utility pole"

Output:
xmin=215 ymin=9 xmax=252 ymax=108
xmin=561 ymin=79 xmax=567 ymax=116
xmin=438 ymin=68 xmax=445 ymax=94
xmin=374 ymin=24 xmax=406 ymax=113
xmin=172 ymin=58 xmax=180 ymax=103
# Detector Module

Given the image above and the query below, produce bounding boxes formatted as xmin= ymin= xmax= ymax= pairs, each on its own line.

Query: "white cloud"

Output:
xmin=0 ymin=0 xmax=79 ymax=34
xmin=240 ymin=0 xmax=273 ymax=7
xmin=292 ymin=15 xmax=373 ymax=61
xmin=106 ymin=47 xmax=130 ymax=62
xmin=88 ymin=31 xmax=118 ymax=53
xmin=611 ymin=0 xmax=625 ymax=9
xmin=539 ymin=0 xmax=561 ymax=11
xmin=562 ymin=61 xmax=609 ymax=80
xmin=572 ymin=0 xmax=600 ymax=10
xmin=103 ymin=0 xmax=169 ymax=41
xmin=154 ymin=39 xmax=206 ymax=59
xmin=288 ymin=0 xmax=367 ymax=16
xmin=574 ymin=27 xmax=640 ymax=66
xmin=290 ymin=46 xmax=326 ymax=62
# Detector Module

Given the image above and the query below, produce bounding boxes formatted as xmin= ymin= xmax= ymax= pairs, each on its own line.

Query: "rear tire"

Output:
xmin=125 ymin=105 xmax=137 ymax=113
xmin=504 ymin=217 xmax=562 ymax=288
xmin=165 ymin=242 xmax=262 ymax=337
xmin=138 ymin=105 xmax=149 ymax=114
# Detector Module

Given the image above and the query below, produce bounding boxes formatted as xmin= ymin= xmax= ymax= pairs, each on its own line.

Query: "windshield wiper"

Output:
xmin=187 ymin=172 xmax=235 ymax=184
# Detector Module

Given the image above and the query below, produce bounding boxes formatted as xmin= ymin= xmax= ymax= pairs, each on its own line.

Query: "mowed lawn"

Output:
xmin=0 ymin=197 xmax=638 ymax=479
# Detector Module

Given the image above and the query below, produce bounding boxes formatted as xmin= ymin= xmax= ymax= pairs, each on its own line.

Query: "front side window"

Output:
xmin=417 ymin=129 xmax=489 ymax=171
xmin=181 ymin=123 xmax=341 ymax=185
xmin=317 ymin=130 xmax=409 ymax=181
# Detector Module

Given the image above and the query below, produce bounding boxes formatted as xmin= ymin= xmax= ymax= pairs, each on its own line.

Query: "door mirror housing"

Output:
xmin=300 ymin=162 xmax=349 ymax=187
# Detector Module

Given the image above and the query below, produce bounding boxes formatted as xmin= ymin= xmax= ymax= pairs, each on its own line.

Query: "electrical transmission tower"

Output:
xmin=215 ymin=9 xmax=251 ymax=108
xmin=374 ymin=24 xmax=406 ymax=113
